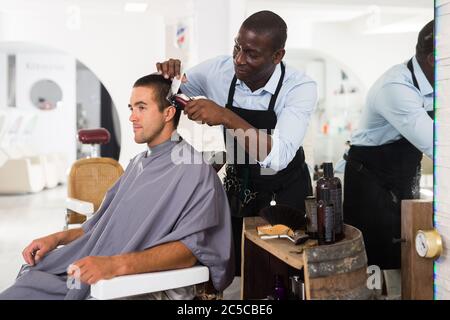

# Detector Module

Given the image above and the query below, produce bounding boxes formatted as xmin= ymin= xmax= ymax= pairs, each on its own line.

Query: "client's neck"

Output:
xmin=147 ymin=126 xmax=176 ymax=148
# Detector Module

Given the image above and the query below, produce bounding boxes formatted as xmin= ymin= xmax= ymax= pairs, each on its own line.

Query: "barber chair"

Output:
xmin=66 ymin=128 xmax=217 ymax=300
xmin=90 ymin=266 xmax=211 ymax=300
xmin=65 ymin=128 xmax=123 ymax=229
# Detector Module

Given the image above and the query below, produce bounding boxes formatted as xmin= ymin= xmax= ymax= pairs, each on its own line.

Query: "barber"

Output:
xmin=156 ymin=11 xmax=317 ymax=275
xmin=344 ymin=21 xmax=434 ymax=270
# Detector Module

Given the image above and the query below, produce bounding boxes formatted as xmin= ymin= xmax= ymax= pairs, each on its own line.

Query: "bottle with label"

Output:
xmin=317 ymin=187 xmax=335 ymax=245
xmin=317 ymin=162 xmax=344 ymax=241
xmin=329 ymin=172 xmax=344 ymax=241
xmin=305 ymin=196 xmax=318 ymax=239
xmin=289 ymin=275 xmax=305 ymax=300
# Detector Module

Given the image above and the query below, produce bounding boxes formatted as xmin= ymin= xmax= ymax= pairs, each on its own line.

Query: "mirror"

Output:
xmin=30 ymin=79 xmax=63 ymax=110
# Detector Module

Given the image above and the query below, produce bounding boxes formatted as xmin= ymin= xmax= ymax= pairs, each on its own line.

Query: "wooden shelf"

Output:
xmin=241 ymin=216 xmax=372 ymax=300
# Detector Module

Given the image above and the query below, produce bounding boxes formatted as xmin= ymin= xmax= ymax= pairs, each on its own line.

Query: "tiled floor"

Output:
xmin=0 ymin=186 xmax=66 ymax=292
xmin=0 ymin=185 xmax=241 ymax=299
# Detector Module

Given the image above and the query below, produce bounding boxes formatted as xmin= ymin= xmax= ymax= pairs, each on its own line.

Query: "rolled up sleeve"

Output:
xmin=375 ymin=83 xmax=433 ymax=159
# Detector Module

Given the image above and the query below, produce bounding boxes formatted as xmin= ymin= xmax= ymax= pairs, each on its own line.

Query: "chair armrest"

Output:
xmin=66 ymin=197 xmax=94 ymax=217
xmin=90 ymin=266 xmax=209 ymax=300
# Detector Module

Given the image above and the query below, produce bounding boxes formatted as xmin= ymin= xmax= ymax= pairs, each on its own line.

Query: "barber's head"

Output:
xmin=233 ymin=11 xmax=286 ymax=87
xmin=415 ymin=20 xmax=434 ymax=85
xmin=129 ymin=74 xmax=181 ymax=146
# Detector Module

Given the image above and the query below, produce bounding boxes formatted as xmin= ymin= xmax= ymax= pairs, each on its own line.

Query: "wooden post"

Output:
xmin=401 ymin=200 xmax=433 ymax=300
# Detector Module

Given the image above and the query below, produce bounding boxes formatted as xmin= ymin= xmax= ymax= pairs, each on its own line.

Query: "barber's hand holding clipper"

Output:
xmin=184 ymin=99 xmax=227 ymax=126
xmin=156 ymin=59 xmax=226 ymax=126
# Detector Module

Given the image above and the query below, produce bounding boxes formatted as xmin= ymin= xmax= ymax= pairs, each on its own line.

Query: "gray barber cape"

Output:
xmin=0 ymin=138 xmax=234 ymax=300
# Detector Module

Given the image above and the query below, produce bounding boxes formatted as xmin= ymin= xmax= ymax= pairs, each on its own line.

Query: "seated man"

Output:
xmin=0 ymin=74 xmax=235 ymax=300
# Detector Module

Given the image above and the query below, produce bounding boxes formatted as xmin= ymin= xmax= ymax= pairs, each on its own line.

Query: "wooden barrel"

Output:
xmin=304 ymin=224 xmax=373 ymax=300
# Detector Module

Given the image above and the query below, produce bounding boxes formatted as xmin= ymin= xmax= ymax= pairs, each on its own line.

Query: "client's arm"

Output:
xmin=69 ymin=241 xmax=196 ymax=285
xmin=22 ymin=228 xmax=84 ymax=266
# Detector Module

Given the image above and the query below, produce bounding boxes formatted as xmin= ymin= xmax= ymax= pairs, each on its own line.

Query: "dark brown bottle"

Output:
xmin=329 ymin=174 xmax=344 ymax=241
xmin=317 ymin=187 xmax=335 ymax=245
xmin=305 ymin=196 xmax=318 ymax=239
xmin=317 ymin=162 xmax=344 ymax=241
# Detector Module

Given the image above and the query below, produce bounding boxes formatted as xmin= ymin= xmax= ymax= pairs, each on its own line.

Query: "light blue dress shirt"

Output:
xmin=350 ymin=56 xmax=433 ymax=159
xmin=180 ymin=55 xmax=318 ymax=171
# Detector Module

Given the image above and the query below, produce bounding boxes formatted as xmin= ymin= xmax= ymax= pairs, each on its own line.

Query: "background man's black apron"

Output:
xmin=343 ymin=58 xmax=433 ymax=269
xmin=223 ymin=62 xmax=312 ymax=275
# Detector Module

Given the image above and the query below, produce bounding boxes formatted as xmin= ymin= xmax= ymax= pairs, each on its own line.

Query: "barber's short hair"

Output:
xmin=416 ymin=20 xmax=434 ymax=61
xmin=241 ymin=11 xmax=287 ymax=51
xmin=133 ymin=74 xmax=181 ymax=128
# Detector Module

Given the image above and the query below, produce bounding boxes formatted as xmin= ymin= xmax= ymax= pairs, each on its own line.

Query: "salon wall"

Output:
xmin=15 ymin=53 xmax=76 ymax=161
xmin=434 ymin=0 xmax=450 ymax=300
xmin=310 ymin=22 xmax=420 ymax=93
xmin=0 ymin=53 xmax=6 ymax=108
xmin=0 ymin=1 xmax=165 ymax=167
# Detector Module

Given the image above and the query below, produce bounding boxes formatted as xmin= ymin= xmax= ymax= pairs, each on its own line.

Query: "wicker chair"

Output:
xmin=65 ymin=128 xmax=123 ymax=229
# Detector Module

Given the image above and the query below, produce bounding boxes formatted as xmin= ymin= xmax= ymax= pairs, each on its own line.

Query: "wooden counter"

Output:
xmin=241 ymin=216 xmax=373 ymax=300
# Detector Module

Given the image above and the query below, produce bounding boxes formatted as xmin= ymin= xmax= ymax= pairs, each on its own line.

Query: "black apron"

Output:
xmin=223 ymin=62 xmax=312 ymax=275
xmin=343 ymin=58 xmax=433 ymax=269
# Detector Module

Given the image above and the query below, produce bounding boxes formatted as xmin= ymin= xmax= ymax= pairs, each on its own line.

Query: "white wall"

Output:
xmin=310 ymin=22 xmax=418 ymax=93
xmin=0 ymin=53 xmax=6 ymax=108
xmin=15 ymin=53 xmax=76 ymax=161
xmin=76 ymin=67 xmax=100 ymax=130
xmin=193 ymin=0 xmax=232 ymax=62
xmin=0 ymin=5 xmax=165 ymax=167
xmin=435 ymin=0 xmax=450 ymax=300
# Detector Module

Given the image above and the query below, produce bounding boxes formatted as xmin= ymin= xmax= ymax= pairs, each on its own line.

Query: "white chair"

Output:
xmin=0 ymin=109 xmax=46 ymax=193
xmin=90 ymin=266 xmax=210 ymax=300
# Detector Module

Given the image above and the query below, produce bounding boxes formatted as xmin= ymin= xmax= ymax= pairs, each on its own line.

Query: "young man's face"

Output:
xmin=129 ymin=86 xmax=166 ymax=146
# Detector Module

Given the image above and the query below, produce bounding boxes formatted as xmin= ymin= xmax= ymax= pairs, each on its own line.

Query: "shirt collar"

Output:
xmin=235 ymin=63 xmax=282 ymax=95
xmin=412 ymin=56 xmax=433 ymax=96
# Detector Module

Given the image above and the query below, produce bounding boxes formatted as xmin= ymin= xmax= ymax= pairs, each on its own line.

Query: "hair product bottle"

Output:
xmin=305 ymin=196 xmax=318 ymax=239
xmin=317 ymin=162 xmax=343 ymax=241
xmin=317 ymin=187 xmax=335 ymax=245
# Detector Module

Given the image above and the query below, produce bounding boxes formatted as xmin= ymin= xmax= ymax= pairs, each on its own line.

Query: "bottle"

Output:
xmin=330 ymin=173 xmax=344 ymax=241
xmin=316 ymin=162 xmax=332 ymax=201
xmin=317 ymin=187 xmax=335 ymax=245
xmin=317 ymin=162 xmax=344 ymax=241
xmin=305 ymin=196 xmax=318 ymax=239
xmin=289 ymin=275 xmax=305 ymax=300
xmin=313 ymin=165 xmax=319 ymax=181
xmin=273 ymin=274 xmax=287 ymax=300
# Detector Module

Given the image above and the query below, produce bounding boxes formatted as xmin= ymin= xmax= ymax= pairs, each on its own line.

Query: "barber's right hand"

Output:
xmin=22 ymin=235 xmax=60 ymax=266
xmin=156 ymin=58 xmax=183 ymax=80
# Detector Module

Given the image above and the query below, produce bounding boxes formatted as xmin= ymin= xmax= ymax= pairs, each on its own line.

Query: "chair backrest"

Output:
xmin=68 ymin=157 xmax=123 ymax=212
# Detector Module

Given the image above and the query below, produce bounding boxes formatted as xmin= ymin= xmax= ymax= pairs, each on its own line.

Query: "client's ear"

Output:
xmin=165 ymin=105 xmax=177 ymax=123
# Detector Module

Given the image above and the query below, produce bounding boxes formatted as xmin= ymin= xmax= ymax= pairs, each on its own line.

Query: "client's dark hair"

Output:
xmin=133 ymin=74 xmax=182 ymax=128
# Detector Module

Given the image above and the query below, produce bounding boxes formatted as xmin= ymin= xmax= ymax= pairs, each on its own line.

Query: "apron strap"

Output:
xmin=406 ymin=59 xmax=420 ymax=90
xmin=407 ymin=58 xmax=434 ymax=119
xmin=226 ymin=76 xmax=238 ymax=108
xmin=226 ymin=61 xmax=286 ymax=111
xmin=268 ymin=62 xmax=286 ymax=112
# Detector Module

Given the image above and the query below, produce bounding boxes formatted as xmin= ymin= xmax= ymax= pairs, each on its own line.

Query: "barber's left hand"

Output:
xmin=184 ymin=99 xmax=225 ymax=126
xmin=68 ymin=256 xmax=119 ymax=285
